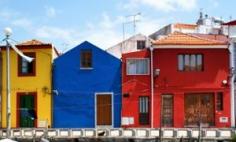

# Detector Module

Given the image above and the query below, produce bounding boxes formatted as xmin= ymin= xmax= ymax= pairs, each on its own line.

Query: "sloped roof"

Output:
xmin=174 ymin=23 xmax=197 ymax=29
xmin=223 ymin=20 xmax=236 ymax=26
xmin=17 ymin=39 xmax=51 ymax=46
xmin=153 ymin=32 xmax=228 ymax=46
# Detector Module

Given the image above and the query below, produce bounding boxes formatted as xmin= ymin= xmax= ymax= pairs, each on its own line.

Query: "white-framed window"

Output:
xmin=126 ymin=58 xmax=149 ymax=75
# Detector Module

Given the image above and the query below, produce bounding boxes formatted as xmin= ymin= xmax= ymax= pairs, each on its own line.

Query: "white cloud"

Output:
xmin=137 ymin=17 xmax=166 ymax=35
xmin=84 ymin=13 xmax=124 ymax=49
xmin=45 ymin=6 xmax=56 ymax=17
xmin=35 ymin=26 xmax=80 ymax=46
xmin=124 ymin=0 xmax=198 ymax=12
xmin=12 ymin=18 xmax=32 ymax=29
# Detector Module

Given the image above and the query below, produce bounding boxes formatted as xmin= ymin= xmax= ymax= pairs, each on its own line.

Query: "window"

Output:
xmin=127 ymin=59 xmax=149 ymax=75
xmin=137 ymin=40 xmax=146 ymax=50
xmin=216 ymin=92 xmax=223 ymax=111
xmin=139 ymin=96 xmax=149 ymax=125
xmin=18 ymin=52 xmax=36 ymax=76
xmin=80 ymin=50 xmax=92 ymax=68
xmin=178 ymin=54 xmax=203 ymax=71
xmin=161 ymin=95 xmax=173 ymax=127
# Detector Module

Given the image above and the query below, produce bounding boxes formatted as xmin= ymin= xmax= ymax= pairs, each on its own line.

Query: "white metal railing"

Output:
xmin=0 ymin=128 xmax=234 ymax=140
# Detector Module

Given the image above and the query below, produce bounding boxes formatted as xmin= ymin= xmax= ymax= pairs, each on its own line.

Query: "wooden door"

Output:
xmin=18 ymin=94 xmax=36 ymax=127
xmin=184 ymin=93 xmax=214 ymax=127
xmin=96 ymin=94 xmax=112 ymax=126
xmin=161 ymin=95 xmax=173 ymax=127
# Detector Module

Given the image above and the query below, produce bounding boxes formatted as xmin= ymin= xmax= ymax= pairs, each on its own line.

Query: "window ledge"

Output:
xmin=127 ymin=74 xmax=150 ymax=76
xmin=80 ymin=67 xmax=93 ymax=70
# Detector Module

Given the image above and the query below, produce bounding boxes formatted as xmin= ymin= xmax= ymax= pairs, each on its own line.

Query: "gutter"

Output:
xmin=149 ymin=46 xmax=154 ymax=128
xmin=229 ymin=39 xmax=235 ymax=127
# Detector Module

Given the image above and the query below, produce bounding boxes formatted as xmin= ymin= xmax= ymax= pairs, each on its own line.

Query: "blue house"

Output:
xmin=53 ymin=41 xmax=121 ymax=128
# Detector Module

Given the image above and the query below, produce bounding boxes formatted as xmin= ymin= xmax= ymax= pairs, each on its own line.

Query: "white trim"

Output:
xmin=126 ymin=58 xmax=150 ymax=75
xmin=153 ymin=45 xmax=228 ymax=49
xmin=95 ymin=92 xmax=114 ymax=128
xmin=80 ymin=67 xmax=93 ymax=70
xmin=229 ymin=41 xmax=235 ymax=127
xmin=150 ymin=47 xmax=154 ymax=128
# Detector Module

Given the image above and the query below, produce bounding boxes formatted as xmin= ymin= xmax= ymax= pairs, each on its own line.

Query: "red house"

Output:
xmin=121 ymin=32 xmax=231 ymax=128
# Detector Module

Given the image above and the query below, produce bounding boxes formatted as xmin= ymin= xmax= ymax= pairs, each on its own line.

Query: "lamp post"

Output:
xmin=4 ymin=27 xmax=12 ymax=138
xmin=3 ymin=28 xmax=34 ymax=138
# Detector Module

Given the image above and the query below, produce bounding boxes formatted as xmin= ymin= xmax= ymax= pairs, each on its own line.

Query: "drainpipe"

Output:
xmin=230 ymin=39 xmax=235 ymax=127
xmin=228 ymin=25 xmax=235 ymax=127
xmin=150 ymin=45 xmax=154 ymax=128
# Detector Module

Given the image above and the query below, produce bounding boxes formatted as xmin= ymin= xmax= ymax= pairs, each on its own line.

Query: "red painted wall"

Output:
xmin=122 ymin=48 xmax=231 ymax=128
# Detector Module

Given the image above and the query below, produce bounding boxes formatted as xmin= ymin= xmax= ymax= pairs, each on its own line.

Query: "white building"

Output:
xmin=149 ymin=13 xmax=224 ymax=40
xmin=106 ymin=34 xmax=152 ymax=59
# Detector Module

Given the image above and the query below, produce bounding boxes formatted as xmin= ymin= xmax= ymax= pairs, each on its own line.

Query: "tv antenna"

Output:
xmin=122 ymin=12 xmax=141 ymax=41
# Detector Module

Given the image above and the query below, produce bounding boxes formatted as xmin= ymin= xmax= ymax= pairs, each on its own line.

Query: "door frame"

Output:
xmin=94 ymin=92 xmax=113 ymax=128
xmin=184 ymin=92 xmax=215 ymax=127
xmin=161 ymin=94 xmax=174 ymax=127
xmin=16 ymin=92 xmax=37 ymax=128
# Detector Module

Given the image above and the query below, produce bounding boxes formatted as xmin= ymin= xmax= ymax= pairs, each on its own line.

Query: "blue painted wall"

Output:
xmin=53 ymin=41 xmax=121 ymax=128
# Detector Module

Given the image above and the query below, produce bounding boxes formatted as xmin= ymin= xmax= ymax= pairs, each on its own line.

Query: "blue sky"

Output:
xmin=0 ymin=0 xmax=235 ymax=52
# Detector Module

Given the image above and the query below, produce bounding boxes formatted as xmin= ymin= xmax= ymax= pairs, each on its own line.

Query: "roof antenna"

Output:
xmin=229 ymin=16 xmax=232 ymax=21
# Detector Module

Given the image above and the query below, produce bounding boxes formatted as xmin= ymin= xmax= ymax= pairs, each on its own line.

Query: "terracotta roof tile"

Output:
xmin=174 ymin=23 xmax=197 ymax=30
xmin=153 ymin=32 xmax=228 ymax=46
xmin=17 ymin=39 xmax=51 ymax=46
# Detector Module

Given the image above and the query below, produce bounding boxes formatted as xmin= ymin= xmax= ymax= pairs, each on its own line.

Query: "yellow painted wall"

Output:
xmin=1 ymin=47 xmax=53 ymax=128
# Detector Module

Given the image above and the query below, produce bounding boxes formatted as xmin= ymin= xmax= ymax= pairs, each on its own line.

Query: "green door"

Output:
xmin=19 ymin=95 xmax=36 ymax=127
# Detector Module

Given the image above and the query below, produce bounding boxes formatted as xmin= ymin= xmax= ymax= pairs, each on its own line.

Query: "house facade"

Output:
xmin=122 ymin=32 xmax=231 ymax=128
xmin=53 ymin=41 xmax=121 ymax=128
xmin=0 ymin=39 xmax=56 ymax=128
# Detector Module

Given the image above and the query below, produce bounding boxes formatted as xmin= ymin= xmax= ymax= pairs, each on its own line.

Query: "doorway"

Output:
xmin=184 ymin=93 xmax=214 ymax=127
xmin=96 ymin=93 xmax=113 ymax=127
xmin=17 ymin=92 xmax=37 ymax=127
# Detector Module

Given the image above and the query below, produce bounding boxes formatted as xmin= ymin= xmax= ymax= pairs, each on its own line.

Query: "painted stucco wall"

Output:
xmin=1 ymin=46 xmax=53 ymax=128
xmin=122 ymin=48 xmax=231 ymax=128
xmin=53 ymin=41 xmax=121 ymax=128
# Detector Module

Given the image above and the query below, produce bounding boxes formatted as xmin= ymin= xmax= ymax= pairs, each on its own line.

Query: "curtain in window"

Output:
xmin=127 ymin=60 xmax=136 ymax=74
xmin=184 ymin=55 xmax=190 ymax=71
xmin=21 ymin=58 xmax=28 ymax=73
xmin=137 ymin=59 xmax=148 ymax=74
xmin=178 ymin=55 xmax=184 ymax=71
xmin=127 ymin=59 xmax=148 ymax=75
xmin=196 ymin=54 xmax=202 ymax=71
xmin=190 ymin=55 xmax=196 ymax=71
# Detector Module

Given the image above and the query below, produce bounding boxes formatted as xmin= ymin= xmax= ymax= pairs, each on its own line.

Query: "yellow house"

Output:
xmin=0 ymin=39 xmax=58 ymax=128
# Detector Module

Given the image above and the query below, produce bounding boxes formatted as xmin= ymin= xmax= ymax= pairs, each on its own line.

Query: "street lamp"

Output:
xmin=3 ymin=27 xmax=34 ymax=138
xmin=4 ymin=27 xmax=12 ymax=138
